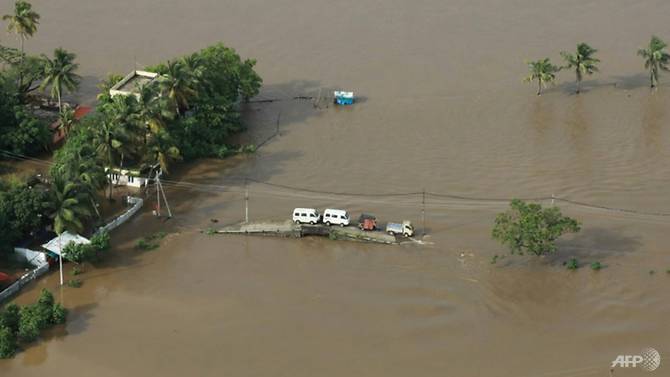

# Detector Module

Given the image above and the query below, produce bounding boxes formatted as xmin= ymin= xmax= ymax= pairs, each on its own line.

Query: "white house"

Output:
xmin=106 ymin=167 xmax=147 ymax=188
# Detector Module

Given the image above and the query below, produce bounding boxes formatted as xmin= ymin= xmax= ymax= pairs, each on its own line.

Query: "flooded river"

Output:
xmin=2 ymin=0 xmax=670 ymax=376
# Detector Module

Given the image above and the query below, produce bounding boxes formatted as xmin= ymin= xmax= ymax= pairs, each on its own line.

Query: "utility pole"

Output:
xmin=422 ymin=189 xmax=426 ymax=237
xmin=245 ymin=178 xmax=249 ymax=223
xmin=58 ymin=234 xmax=63 ymax=286
xmin=155 ymin=170 xmax=161 ymax=217
xmin=157 ymin=171 xmax=172 ymax=218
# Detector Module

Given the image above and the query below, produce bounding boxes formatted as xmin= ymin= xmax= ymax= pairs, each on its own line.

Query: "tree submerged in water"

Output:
xmin=524 ymin=58 xmax=559 ymax=95
xmin=637 ymin=35 xmax=670 ymax=88
xmin=492 ymin=199 xmax=581 ymax=256
xmin=561 ymin=43 xmax=600 ymax=94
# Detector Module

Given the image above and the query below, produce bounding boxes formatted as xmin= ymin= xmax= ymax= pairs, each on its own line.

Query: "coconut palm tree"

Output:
xmin=561 ymin=43 xmax=600 ymax=94
xmin=40 ymin=48 xmax=81 ymax=112
xmin=57 ymin=107 xmax=76 ymax=138
xmin=49 ymin=176 xmax=93 ymax=235
xmin=136 ymin=84 xmax=173 ymax=135
xmin=637 ymin=36 xmax=670 ymax=88
xmin=159 ymin=60 xmax=198 ymax=115
xmin=2 ymin=0 xmax=40 ymax=86
xmin=524 ymin=58 xmax=559 ymax=95
xmin=90 ymin=116 xmax=132 ymax=200
xmin=146 ymin=130 xmax=181 ymax=174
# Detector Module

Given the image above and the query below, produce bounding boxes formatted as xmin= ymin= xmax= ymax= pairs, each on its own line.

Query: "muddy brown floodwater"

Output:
xmin=2 ymin=0 xmax=670 ymax=376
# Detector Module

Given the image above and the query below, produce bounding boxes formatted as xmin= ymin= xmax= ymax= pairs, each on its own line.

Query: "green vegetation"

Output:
xmin=136 ymin=231 xmax=167 ymax=250
xmin=0 ymin=289 xmax=67 ymax=358
xmin=40 ymin=48 xmax=81 ymax=112
xmin=561 ymin=43 xmax=600 ymax=94
xmin=524 ymin=58 xmax=558 ymax=95
xmin=70 ymin=266 xmax=81 ymax=276
xmin=2 ymin=0 xmax=39 ymax=89
xmin=62 ymin=231 xmax=110 ymax=263
xmin=492 ymin=199 xmax=581 ymax=256
xmin=637 ymin=36 xmax=670 ymax=88
xmin=0 ymin=180 xmax=51 ymax=255
xmin=67 ymin=279 xmax=82 ymax=288
xmin=566 ymin=258 xmax=579 ymax=270
xmin=590 ymin=261 xmax=603 ymax=271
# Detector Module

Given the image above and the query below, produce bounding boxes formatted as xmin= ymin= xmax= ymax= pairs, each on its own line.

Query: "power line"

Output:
xmin=3 ymin=148 xmax=670 ymax=219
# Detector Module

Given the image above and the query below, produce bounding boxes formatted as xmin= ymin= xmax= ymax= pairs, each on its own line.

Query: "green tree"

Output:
xmin=0 ymin=325 xmax=17 ymax=359
xmin=159 ymin=60 xmax=198 ymax=115
xmin=91 ymin=118 xmax=129 ymax=200
xmin=96 ymin=73 xmax=123 ymax=103
xmin=57 ymin=106 xmax=76 ymax=138
xmin=0 ymin=304 xmax=20 ymax=333
xmin=524 ymin=58 xmax=558 ymax=95
xmin=492 ymin=199 xmax=581 ymax=256
xmin=40 ymin=48 xmax=81 ymax=112
xmin=136 ymin=84 xmax=173 ymax=135
xmin=637 ymin=36 xmax=670 ymax=88
xmin=561 ymin=43 xmax=600 ymax=94
xmin=49 ymin=176 xmax=92 ymax=235
xmin=145 ymin=129 xmax=180 ymax=173
xmin=2 ymin=0 xmax=40 ymax=87
xmin=17 ymin=305 xmax=42 ymax=342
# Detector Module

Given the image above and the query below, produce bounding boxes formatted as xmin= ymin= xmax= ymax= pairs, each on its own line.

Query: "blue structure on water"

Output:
xmin=334 ymin=91 xmax=355 ymax=105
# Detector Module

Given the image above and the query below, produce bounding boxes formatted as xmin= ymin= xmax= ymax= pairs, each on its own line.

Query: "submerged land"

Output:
xmin=1 ymin=0 xmax=670 ymax=376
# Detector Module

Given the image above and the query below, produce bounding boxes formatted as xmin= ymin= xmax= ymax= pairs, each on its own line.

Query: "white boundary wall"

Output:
xmin=96 ymin=196 xmax=144 ymax=235
xmin=0 ymin=262 xmax=49 ymax=303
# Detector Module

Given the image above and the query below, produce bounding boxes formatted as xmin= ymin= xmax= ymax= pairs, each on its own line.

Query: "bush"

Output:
xmin=0 ymin=289 xmax=67 ymax=357
xmin=18 ymin=306 xmax=42 ymax=342
xmin=70 ymin=266 xmax=82 ymax=276
xmin=37 ymin=289 xmax=55 ymax=308
xmin=0 ymin=326 xmax=17 ymax=359
xmin=0 ymin=304 xmax=20 ymax=333
xmin=136 ymin=231 xmax=167 ymax=250
xmin=566 ymin=258 xmax=579 ymax=270
xmin=62 ymin=241 xmax=97 ymax=263
xmin=51 ymin=304 xmax=67 ymax=325
xmin=90 ymin=231 xmax=110 ymax=252
xmin=590 ymin=261 xmax=603 ymax=271
xmin=67 ymin=279 xmax=82 ymax=288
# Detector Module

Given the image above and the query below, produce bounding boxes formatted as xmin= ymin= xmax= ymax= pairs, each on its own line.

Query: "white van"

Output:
xmin=323 ymin=209 xmax=350 ymax=227
xmin=292 ymin=208 xmax=321 ymax=224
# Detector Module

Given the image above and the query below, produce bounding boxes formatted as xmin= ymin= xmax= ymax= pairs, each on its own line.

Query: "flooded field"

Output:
xmin=1 ymin=0 xmax=670 ymax=376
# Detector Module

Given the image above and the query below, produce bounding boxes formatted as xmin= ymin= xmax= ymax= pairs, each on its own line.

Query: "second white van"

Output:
xmin=292 ymin=208 xmax=321 ymax=224
xmin=323 ymin=209 xmax=350 ymax=227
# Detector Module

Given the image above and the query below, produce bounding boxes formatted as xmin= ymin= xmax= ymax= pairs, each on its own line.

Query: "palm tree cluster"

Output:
xmin=525 ymin=36 xmax=670 ymax=94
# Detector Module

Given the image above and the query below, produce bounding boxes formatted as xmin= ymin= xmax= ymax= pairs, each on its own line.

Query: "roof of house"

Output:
xmin=41 ymin=231 xmax=90 ymax=258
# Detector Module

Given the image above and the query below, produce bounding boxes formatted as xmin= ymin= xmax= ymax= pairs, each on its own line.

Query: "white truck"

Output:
xmin=385 ymin=221 xmax=414 ymax=237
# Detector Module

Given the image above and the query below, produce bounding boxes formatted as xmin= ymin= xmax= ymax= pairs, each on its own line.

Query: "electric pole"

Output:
xmin=245 ymin=178 xmax=249 ymax=223
xmin=422 ymin=189 xmax=426 ymax=237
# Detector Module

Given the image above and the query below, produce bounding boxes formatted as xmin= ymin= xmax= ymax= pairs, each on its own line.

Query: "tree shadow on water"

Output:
xmin=551 ymin=227 xmax=642 ymax=264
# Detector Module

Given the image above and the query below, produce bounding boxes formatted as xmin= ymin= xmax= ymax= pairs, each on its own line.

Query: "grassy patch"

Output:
xmin=565 ymin=258 xmax=579 ymax=270
xmin=590 ymin=261 xmax=603 ymax=271
xmin=136 ymin=231 xmax=168 ymax=251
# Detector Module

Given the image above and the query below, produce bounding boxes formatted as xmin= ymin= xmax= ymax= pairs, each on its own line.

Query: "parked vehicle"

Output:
xmin=292 ymin=208 xmax=321 ymax=225
xmin=386 ymin=221 xmax=414 ymax=237
xmin=357 ymin=213 xmax=377 ymax=231
xmin=323 ymin=209 xmax=350 ymax=227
